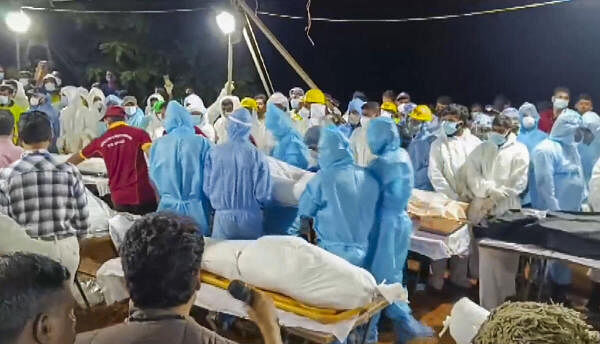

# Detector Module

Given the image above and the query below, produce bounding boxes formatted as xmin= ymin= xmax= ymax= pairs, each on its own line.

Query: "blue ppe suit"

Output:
xmin=365 ymin=117 xmax=433 ymax=344
xmin=32 ymin=94 xmax=60 ymax=153
xmin=517 ymin=102 xmax=548 ymax=205
xmin=289 ymin=126 xmax=379 ymax=268
xmin=149 ymin=101 xmax=213 ymax=235
xmin=127 ymin=107 xmax=150 ymax=130
xmin=340 ymin=98 xmax=367 ymax=138
xmin=265 ymin=104 xmax=310 ymax=169
xmin=578 ymin=111 xmax=600 ymax=184
xmin=532 ymin=109 xmax=586 ymax=286
xmin=407 ymin=125 xmax=436 ymax=191
xmin=203 ymin=108 xmax=273 ymax=239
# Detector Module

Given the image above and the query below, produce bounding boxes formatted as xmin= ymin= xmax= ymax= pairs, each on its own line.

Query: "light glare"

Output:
xmin=216 ymin=11 xmax=235 ymax=34
xmin=5 ymin=11 xmax=31 ymax=34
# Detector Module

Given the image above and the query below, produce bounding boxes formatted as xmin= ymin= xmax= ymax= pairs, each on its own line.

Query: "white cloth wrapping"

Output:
xmin=99 ymin=235 xmax=406 ymax=310
xmin=410 ymin=225 xmax=471 ymax=260
xmin=95 ymin=258 xmax=359 ymax=341
xmin=267 ymin=156 xmax=315 ymax=206
xmin=85 ymin=188 xmax=115 ymax=237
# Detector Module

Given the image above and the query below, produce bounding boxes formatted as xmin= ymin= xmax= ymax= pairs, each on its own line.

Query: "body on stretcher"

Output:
xmin=95 ymin=259 xmax=389 ymax=342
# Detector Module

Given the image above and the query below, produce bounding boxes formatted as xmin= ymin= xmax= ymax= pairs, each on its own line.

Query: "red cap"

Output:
xmin=101 ymin=106 xmax=126 ymax=121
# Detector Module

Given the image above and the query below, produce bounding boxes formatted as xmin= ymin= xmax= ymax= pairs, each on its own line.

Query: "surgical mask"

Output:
xmin=299 ymin=107 xmax=310 ymax=119
xmin=19 ymin=78 xmax=29 ymax=86
xmin=442 ymin=120 xmax=460 ymax=136
xmin=348 ymin=113 xmax=360 ymax=125
xmin=223 ymin=111 xmax=233 ymax=118
xmin=106 ymin=76 xmax=112 ymax=83
xmin=488 ymin=132 xmax=508 ymax=146
xmin=0 ymin=72 xmax=5 ymax=81
xmin=360 ymin=116 xmax=371 ymax=127
xmin=381 ymin=110 xmax=393 ymax=118
xmin=45 ymin=83 xmax=56 ymax=92
xmin=0 ymin=95 xmax=9 ymax=105
xmin=407 ymin=120 xmax=422 ymax=137
xmin=125 ymin=106 xmax=137 ymax=115
xmin=522 ymin=116 xmax=536 ymax=129
xmin=29 ymin=97 xmax=40 ymax=107
xmin=310 ymin=103 xmax=326 ymax=120
xmin=553 ymin=98 xmax=569 ymax=110
xmin=290 ymin=98 xmax=301 ymax=110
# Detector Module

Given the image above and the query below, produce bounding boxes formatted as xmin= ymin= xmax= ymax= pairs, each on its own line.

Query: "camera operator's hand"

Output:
xmin=247 ymin=291 xmax=281 ymax=344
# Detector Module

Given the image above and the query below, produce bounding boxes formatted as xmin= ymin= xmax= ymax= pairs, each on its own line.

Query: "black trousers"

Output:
xmin=114 ymin=202 xmax=158 ymax=215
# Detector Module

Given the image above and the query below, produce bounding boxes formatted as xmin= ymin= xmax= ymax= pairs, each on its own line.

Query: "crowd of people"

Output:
xmin=2 ymin=64 xmax=600 ymax=343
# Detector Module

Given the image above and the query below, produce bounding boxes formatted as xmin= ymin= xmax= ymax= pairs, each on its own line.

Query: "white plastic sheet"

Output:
xmin=267 ymin=156 xmax=315 ymax=206
xmin=86 ymin=188 xmax=115 ymax=237
xmin=94 ymin=258 xmax=359 ymax=341
xmin=410 ymin=225 xmax=471 ymax=260
xmin=441 ymin=297 xmax=489 ymax=344
xmin=237 ymin=236 xmax=381 ymax=309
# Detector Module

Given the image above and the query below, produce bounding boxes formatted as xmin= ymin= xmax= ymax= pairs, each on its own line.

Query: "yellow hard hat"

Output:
xmin=409 ymin=105 xmax=433 ymax=122
xmin=304 ymin=89 xmax=326 ymax=105
xmin=381 ymin=101 xmax=398 ymax=114
xmin=241 ymin=97 xmax=258 ymax=111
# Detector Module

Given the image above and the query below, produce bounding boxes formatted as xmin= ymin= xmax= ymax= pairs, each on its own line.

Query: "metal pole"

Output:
xmin=227 ymin=33 xmax=233 ymax=95
xmin=16 ymin=36 xmax=21 ymax=71
xmin=243 ymin=27 xmax=271 ymax=97
xmin=244 ymin=14 xmax=274 ymax=94
xmin=234 ymin=0 xmax=319 ymax=90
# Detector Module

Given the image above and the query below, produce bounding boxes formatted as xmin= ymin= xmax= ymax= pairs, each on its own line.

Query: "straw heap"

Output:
xmin=473 ymin=301 xmax=600 ymax=344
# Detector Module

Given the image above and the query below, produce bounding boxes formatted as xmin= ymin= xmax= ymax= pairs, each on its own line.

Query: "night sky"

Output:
xmin=1 ymin=0 xmax=599 ymax=108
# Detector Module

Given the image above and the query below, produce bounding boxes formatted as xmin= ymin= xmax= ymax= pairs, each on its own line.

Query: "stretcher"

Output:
xmin=95 ymin=257 xmax=389 ymax=342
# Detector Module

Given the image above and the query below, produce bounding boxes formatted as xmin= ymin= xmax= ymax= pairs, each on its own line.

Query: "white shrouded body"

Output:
xmin=6 ymin=11 xmax=31 ymax=34
xmin=216 ymin=11 xmax=235 ymax=34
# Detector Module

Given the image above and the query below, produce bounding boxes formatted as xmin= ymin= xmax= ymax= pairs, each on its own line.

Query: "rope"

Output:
xmin=21 ymin=5 xmax=209 ymax=14
xmin=305 ymin=0 xmax=314 ymax=46
xmin=244 ymin=14 xmax=275 ymax=93
xmin=257 ymin=0 xmax=571 ymax=23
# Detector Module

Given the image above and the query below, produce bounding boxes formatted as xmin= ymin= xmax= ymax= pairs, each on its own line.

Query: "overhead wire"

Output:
xmin=257 ymin=0 xmax=571 ymax=23
xmin=20 ymin=5 xmax=209 ymax=14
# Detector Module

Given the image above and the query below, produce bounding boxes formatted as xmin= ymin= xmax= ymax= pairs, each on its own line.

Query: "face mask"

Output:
xmin=223 ymin=111 xmax=233 ymax=118
xmin=290 ymin=98 xmax=301 ymax=110
xmin=299 ymin=107 xmax=310 ymax=119
xmin=55 ymin=78 xmax=62 ymax=87
xmin=29 ymin=97 xmax=40 ymax=107
xmin=442 ymin=120 xmax=460 ymax=136
xmin=310 ymin=103 xmax=326 ymax=120
xmin=45 ymin=83 xmax=56 ymax=92
xmin=125 ymin=106 xmax=137 ymax=115
xmin=553 ymin=98 xmax=569 ymax=110
xmin=0 ymin=72 xmax=5 ymax=81
xmin=360 ymin=116 xmax=371 ymax=127
xmin=19 ymin=78 xmax=29 ymax=86
xmin=106 ymin=76 xmax=112 ymax=83
xmin=488 ymin=131 xmax=508 ymax=146
xmin=0 ymin=95 xmax=9 ymax=105
xmin=522 ymin=116 xmax=536 ymax=129
xmin=380 ymin=110 xmax=392 ymax=118
xmin=348 ymin=113 xmax=360 ymax=125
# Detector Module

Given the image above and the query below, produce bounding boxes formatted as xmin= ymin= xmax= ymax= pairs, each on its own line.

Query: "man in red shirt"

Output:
xmin=68 ymin=106 xmax=157 ymax=215
xmin=538 ymin=86 xmax=571 ymax=133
